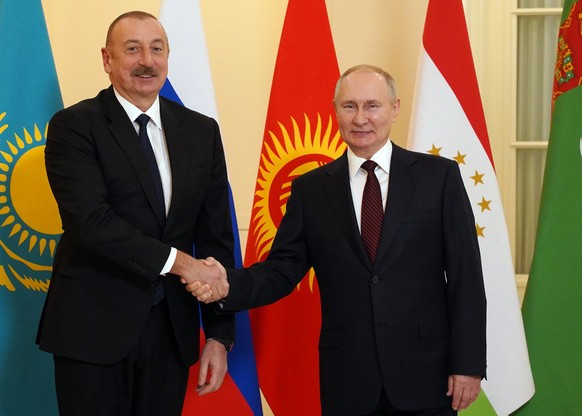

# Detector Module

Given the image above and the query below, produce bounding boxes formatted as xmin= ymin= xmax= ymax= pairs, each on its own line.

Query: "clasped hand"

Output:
xmin=171 ymin=251 xmax=228 ymax=303
xmin=180 ymin=256 xmax=227 ymax=303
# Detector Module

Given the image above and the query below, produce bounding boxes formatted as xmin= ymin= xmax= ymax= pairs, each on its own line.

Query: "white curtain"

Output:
xmin=515 ymin=3 xmax=561 ymax=273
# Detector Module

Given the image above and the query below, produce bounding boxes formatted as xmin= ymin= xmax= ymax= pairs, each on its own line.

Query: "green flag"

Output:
xmin=0 ymin=0 xmax=63 ymax=414
xmin=516 ymin=0 xmax=582 ymax=414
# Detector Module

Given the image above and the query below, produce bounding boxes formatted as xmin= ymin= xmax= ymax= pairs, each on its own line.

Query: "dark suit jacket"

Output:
xmin=37 ymin=86 xmax=235 ymax=366
xmin=223 ymin=144 xmax=486 ymax=415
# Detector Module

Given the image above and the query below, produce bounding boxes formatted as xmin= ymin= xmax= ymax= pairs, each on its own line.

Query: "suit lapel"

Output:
xmin=102 ymin=87 xmax=167 ymax=227
xmin=159 ymin=101 xmax=185 ymax=225
xmin=322 ymin=153 xmax=371 ymax=268
xmin=375 ymin=144 xmax=416 ymax=264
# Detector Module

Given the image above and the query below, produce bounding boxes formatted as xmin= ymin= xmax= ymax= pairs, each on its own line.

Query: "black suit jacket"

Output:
xmin=223 ymin=144 xmax=486 ymax=415
xmin=37 ymin=86 xmax=235 ymax=366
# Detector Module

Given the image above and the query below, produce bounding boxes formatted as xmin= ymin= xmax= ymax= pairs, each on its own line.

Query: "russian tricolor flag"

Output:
xmin=157 ymin=1 xmax=262 ymax=414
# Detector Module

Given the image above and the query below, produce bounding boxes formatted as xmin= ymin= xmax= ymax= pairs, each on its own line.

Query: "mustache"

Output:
xmin=132 ymin=67 xmax=157 ymax=77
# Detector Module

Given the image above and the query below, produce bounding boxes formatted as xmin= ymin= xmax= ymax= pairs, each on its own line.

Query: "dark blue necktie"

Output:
xmin=136 ymin=114 xmax=165 ymax=217
xmin=136 ymin=114 xmax=166 ymax=304
xmin=361 ymin=160 xmax=384 ymax=263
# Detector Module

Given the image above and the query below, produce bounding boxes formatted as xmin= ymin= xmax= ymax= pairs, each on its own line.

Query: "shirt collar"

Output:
xmin=347 ymin=140 xmax=393 ymax=180
xmin=113 ymin=88 xmax=162 ymax=130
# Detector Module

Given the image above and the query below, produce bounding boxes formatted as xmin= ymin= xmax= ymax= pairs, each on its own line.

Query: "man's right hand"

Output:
xmin=170 ymin=251 xmax=228 ymax=302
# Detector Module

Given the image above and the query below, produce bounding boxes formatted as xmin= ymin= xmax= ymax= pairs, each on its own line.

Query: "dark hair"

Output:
xmin=105 ymin=11 xmax=161 ymax=47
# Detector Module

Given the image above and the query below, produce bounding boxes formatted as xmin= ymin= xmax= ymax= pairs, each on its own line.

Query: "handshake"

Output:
xmin=171 ymin=251 xmax=229 ymax=303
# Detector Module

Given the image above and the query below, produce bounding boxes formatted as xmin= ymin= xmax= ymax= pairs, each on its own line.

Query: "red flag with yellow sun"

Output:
xmin=243 ymin=0 xmax=343 ymax=414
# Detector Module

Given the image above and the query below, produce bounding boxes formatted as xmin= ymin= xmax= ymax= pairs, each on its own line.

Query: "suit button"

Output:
xmin=372 ymin=275 xmax=379 ymax=284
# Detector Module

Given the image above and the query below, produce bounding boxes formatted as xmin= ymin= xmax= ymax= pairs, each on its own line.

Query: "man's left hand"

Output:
xmin=447 ymin=374 xmax=481 ymax=411
xmin=196 ymin=339 xmax=228 ymax=396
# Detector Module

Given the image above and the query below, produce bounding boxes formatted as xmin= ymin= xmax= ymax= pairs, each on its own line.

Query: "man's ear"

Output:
xmin=391 ymin=98 xmax=401 ymax=119
xmin=101 ymin=47 xmax=112 ymax=74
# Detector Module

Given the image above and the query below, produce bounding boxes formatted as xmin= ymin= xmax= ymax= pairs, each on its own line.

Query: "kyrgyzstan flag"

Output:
xmin=244 ymin=0 xmax=343 ymax=414
xmin=407 ymin=0 xmax=534 ymax=415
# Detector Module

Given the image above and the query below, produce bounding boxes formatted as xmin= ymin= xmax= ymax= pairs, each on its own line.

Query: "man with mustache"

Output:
xmin=36 ymin=11 xmax=233 ymax=415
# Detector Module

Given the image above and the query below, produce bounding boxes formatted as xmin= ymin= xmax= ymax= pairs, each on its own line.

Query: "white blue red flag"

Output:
xmin=158 ymin=1 xmax=262 ymax=414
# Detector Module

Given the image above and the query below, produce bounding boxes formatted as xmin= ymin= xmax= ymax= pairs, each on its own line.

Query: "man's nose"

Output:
xmin=140 ymin=49 xmax=154 ymax=66
xmin=353 ymin=109 xmax=367 ymax=125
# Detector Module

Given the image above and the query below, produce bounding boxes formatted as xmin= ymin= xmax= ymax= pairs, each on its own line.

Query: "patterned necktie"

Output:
xmin=361 ymin=160 xmax=384 ymax=263
xmin=136 ymin=114 xmax=166 ymax=304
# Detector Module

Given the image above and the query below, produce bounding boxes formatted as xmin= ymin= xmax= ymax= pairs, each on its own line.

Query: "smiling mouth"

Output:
xmin=133 ymin=69 xmax=157 ymax=78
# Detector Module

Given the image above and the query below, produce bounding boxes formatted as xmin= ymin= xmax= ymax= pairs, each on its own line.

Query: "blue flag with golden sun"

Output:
xmin=0 ymin=0 xmax=63 ymax=414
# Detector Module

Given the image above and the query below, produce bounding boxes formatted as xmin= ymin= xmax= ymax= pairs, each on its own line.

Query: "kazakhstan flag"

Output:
xmin=0 ymin=0 xmax=63 ymax=414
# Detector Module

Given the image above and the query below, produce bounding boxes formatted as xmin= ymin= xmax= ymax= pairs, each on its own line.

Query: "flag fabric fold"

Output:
xmin=516 ymin=1 xmax=582 ymax=414
xmin=0 ymin=0 xmax=63 ymax=414
xmin=407 ymin=1 xmax=534 ymax=415
xmin=243 ymin=0 xmax=343 ymax=414
xmin=157 ymin=1 xmax=262 ymax=414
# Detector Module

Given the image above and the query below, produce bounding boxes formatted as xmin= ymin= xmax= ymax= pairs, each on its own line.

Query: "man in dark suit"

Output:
xmin=189 ymin=65 xmax=487 ymax=415
xmin=36 ymin=11 xmax=233 ymax=416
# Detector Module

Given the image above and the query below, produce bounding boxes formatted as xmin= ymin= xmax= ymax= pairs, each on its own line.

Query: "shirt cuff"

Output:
xmin=160 ymin=247 xmax=177 ymax=275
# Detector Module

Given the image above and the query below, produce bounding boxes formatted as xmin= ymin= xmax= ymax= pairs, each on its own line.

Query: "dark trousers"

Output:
xmin=53 ymin=300 xmax=189 ymax=416
xmin=364 ymin=389 xmax=457 ymax=416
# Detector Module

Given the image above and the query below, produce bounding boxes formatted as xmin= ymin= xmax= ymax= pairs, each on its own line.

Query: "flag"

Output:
xmin=0 ymin=0 xmax=63 ymax=414
xmin=243 ymin=0 xmax=343 ymax=414
xmin=515 ymin=1 xmax=582 ymax=414
xmin=407 ymin=0 xmax=535 ymax=414
xmin=157 ymin=1 xmax=262 ymax=414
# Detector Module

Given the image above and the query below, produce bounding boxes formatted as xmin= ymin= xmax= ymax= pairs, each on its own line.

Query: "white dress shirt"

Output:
xmin=113 ymin=89 xmax=176 ymax=274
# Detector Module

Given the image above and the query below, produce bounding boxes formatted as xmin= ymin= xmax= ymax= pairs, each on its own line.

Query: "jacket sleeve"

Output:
xmin=223 ymin=179 xmax=311 ymax=312
xmin=442 ymin=160 xmax=487 ymax=378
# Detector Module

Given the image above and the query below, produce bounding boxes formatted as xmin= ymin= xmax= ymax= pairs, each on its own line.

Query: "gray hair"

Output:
xmin=334 ymin=64 xmax=398 ymax=103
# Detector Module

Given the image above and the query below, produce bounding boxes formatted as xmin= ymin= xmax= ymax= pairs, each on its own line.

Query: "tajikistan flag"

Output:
xmin=407 ymin=0 xmax=535 ymax=415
